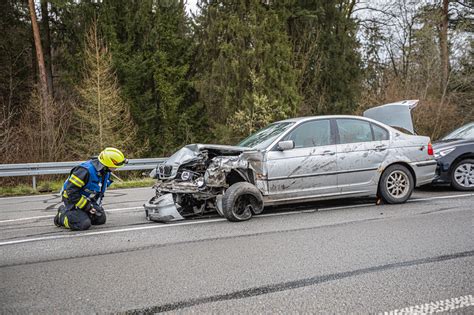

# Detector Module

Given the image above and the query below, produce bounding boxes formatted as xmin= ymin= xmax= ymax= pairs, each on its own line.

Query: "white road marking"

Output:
xmin=318 ymin=203 xmax=375 ymax=211
xmin=0 ymin=193 xmax=472 ymax=246
xmin=103 ymin=206 xmax=143 ymax=212
xmin=0 ymin=218 xmax=226 ymax=246
xmin=0 ymin=194 xmax=54 ymax=201
xmin=408 ymin=193 xmax=474 ymax=202
xmin=1 ymin=193 xmax=473 ymax=225
xmin=259 ymin=210 xmax=312 ymax=217
xmin=0 ymin=206 xmax=143 ymax=224
xmin=0 ymin=202 xmax=375 ymax=224
xmin=382 ymin=294 xmax=474 ymax=314
xmin=0 ymin=186 xmax=153 ymax=201
xmin=270 ymin=193 xmax=473 ymax=214
xmin=0 ymin=214 xmax=56 ymax=223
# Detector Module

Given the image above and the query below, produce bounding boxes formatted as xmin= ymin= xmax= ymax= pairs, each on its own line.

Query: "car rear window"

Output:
xmin=337 ymin=119 xmax=373 ymax=144
xmin=372 ymin=123 xmax=389 ymax=141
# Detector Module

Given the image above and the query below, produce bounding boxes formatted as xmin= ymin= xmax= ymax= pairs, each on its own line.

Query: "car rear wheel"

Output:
xmin=450 ymin=159 xmax=474 ymax=191
xmin=222 ymin=182 xmax=263 ymax=222
xmin=379 ymin=164 xmax=414 ymax=204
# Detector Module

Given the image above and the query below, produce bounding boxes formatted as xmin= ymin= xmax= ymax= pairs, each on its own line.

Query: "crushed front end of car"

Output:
xmin=144 ymin=144 xmax=264 ymax=222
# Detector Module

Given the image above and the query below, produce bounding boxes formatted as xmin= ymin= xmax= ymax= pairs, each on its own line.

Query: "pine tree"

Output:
xmin=284 ymin=0 xmax=362 ymax=115
xmin=0 ymin=0 xmax=32 ymax=162
xmin=194 ymin=0 xmax=300 ymax=143
xmin=73 ymin=23 xmax=141 ymax=157
xmin=100 ymin=0 xmax=194 ymax=155
xmin=231 ymin=71 xmax=288 ymax=136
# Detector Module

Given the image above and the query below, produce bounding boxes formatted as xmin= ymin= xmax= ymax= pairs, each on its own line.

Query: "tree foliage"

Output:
xmin=72 ymin=23 xmax=141 ymax=158
xmin=0 ymin=0 xmax=32 ymax=162
xmin=0 ymin=0 xmax=472 ymax=166
xmin=194 ymin=0 xmax=300 ymax=143
xmin=100 ymin=0 xmax=194 ymax=155
xmin=285 ymin=0 xmax=362 ymax=115
xmin=355 ymin=0 xmax=473 ymax=138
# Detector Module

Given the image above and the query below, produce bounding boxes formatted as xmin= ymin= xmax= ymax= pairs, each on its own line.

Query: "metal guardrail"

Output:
xmin=0 ymin=158 xmax=166 ymax=189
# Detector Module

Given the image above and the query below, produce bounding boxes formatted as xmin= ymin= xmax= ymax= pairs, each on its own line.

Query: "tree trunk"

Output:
xmin=28 ymin=0 xmax=53 ymax=160
xmin=40 ymin=0 xmax=54 ymax=96
xmin=439 ymin=0 xmax=449 ymax=91
xmin=28 ymin=0 xmax=48 ymax=102
xmin=31 ymin=34 xmax=37 ymax=83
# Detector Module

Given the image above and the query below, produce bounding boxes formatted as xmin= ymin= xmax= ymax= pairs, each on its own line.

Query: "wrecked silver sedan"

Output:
xmin=145 ymin=100 xmax=437 ymax=222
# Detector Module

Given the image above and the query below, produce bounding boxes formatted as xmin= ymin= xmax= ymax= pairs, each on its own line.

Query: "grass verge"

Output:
xmin=0 ymin=178 xmax=155 ymax=197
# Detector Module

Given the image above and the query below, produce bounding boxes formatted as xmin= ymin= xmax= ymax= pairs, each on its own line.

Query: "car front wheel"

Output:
xmin=450 ymin=159 xmax=474 ymax=191
xmin=379 ymin=164 xmax=414 ymax=204
xmin=222 ymin=182 xmax=263 ymax=222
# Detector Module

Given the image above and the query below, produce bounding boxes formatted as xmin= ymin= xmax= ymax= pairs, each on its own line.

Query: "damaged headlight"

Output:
xmin=181 ymin=171 xmax=192 ymax=181
xmin=434 ymin=147 xmax=455 ymax=159
xmin=196 ymin=177 xmax=205 ymax=188
xmin=158 ymin=164 xmax=173 ymax=177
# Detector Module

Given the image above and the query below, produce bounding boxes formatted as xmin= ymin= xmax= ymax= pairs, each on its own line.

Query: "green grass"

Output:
xmin=108 ymin=178 xmax=155 ymax=189
xmin=0 ymin=178 xmax=156 ymax=197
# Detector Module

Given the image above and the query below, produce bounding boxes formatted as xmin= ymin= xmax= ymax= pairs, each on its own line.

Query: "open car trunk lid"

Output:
xmin=363 ymin=100 xmax=419 ymax=134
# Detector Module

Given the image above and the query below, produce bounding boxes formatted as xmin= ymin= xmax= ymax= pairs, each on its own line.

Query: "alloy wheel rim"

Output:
xmin=386 ymin=170 xmax=410 ymax=198
xmin=454 ymin=162 xmax=474 ymax=188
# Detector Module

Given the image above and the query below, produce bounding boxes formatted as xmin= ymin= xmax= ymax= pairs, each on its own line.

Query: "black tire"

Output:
xmin=222 ymin=182 xmax=263 ymax=222
xmin=450 ymin=159 xmax=474 ymax=191
xmin=378 ymin=164 xmax=414 ymax=204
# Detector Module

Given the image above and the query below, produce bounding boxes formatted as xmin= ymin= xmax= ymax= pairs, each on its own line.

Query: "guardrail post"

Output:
xmin=32 ymin=176 xmax=37 ymax=190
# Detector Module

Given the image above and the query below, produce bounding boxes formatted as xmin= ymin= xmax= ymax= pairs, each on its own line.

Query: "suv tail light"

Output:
xmin=427 ymin=142 xmax=434 ymax=156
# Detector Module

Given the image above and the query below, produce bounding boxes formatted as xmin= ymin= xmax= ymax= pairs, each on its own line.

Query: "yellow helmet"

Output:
xmin=98 ymin=148 xmax=128 ymax=168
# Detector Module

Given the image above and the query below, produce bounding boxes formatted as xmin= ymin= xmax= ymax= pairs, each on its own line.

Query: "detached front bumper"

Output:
xmin=144 ymin=194 xmax=184 ymax=222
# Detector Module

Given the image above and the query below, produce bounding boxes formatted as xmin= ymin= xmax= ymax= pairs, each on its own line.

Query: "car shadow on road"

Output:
xmin=415 ymin=184 xmax=455 ymax=192
xmin=264 ymin=196 xmax=376 ymax=215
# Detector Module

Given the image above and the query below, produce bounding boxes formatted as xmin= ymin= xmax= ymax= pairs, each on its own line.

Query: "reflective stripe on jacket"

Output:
xmin=62 ymin=159 xmax=111 ymax=209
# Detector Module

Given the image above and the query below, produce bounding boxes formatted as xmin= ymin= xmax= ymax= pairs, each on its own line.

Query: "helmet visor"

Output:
xmin=112 ymin=158 xmax=128 ymax=167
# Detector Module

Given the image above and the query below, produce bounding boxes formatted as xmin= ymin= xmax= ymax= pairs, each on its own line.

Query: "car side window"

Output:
xmin=337 ymin=119 xmax=373 ymax=144
xmin=372 ymin=123 xmax=389 ymax=141
xmin=284 ymin=120 xmax=331 ymax=148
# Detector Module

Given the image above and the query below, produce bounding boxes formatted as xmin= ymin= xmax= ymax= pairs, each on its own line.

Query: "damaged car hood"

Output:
xmin=187 ymin=144 xmax=252 ymax=155
xmin=151 ymin=144 xmax=253 ymax=179
xmin=363 ymin=100 xmax=419 ymax=134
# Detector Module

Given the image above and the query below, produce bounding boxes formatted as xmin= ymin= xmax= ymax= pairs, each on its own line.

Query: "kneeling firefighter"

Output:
xmin=54 ymin=148 xmax=128 ymax=230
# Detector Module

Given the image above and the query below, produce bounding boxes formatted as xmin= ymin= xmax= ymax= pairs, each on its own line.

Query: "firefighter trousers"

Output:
xmin=54 ymin=202 xmax=106 ymax=231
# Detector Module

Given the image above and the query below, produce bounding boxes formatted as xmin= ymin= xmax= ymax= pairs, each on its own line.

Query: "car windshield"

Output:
xmin=443 ymin=123 xmax=474 ymax=140
xmin=238 ymin=122 xmax=295 ymax=149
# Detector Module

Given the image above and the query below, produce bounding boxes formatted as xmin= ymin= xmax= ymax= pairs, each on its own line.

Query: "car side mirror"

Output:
xmin=277 ymin=140 xmax=295 ymax=151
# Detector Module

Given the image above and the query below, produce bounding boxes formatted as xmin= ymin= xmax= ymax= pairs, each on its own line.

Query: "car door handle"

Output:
xmin=322 ymin=150 xmax=335 ymax=156
xmin=375 ymin=145 xmax=387 ymax=151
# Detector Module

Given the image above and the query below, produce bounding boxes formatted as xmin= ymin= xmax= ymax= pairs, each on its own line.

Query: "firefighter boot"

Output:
xmin=54 ymin=205 xmax=66 ymax=227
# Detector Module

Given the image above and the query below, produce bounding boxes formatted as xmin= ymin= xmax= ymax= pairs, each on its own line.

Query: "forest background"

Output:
xmin=1 ymin=0 xmax=472 ymax=165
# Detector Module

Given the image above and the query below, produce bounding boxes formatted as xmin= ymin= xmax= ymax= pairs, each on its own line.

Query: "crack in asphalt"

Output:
xmin=123 ymin=250 xmax=474 ymax=314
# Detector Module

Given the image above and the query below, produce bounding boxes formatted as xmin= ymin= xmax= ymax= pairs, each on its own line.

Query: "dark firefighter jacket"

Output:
xmin=61 ymin=159 xmax=112 ymax=210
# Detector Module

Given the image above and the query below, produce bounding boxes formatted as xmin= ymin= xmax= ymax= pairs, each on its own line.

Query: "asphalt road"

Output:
xmin=0 ymin=186 xmax=473 ymax=314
